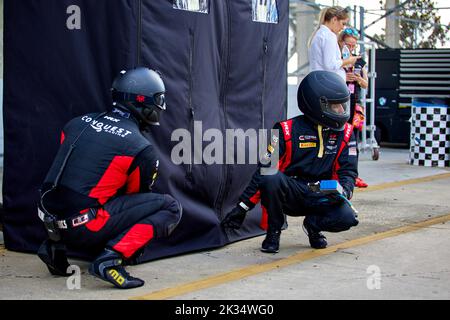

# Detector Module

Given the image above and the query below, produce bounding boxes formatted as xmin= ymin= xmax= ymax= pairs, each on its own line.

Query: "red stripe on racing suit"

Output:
xmin=112 ymin=224 xmax=154 ymax=258
xmin=88 ymin=156 xmax=134 ymax=205
xmin=332 ymin=123 xmax=353 ymax=180
xmin=126 ymin=167 xmax=141 ymax=194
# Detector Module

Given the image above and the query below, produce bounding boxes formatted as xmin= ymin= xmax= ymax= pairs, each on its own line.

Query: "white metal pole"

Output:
xmin=369 ymin=43 xmax=378 ymax=149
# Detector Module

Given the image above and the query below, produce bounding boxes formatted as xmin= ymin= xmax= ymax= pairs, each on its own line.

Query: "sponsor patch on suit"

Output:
xmin=349 ymin=147 xmax=358 ymax=156
xmin=299 ymin=135 xmax=317 ymax=141
xmin=299 ymin=142 xmax=317 ymax=148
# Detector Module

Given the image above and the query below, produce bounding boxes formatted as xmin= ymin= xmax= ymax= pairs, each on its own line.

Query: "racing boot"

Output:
xmin=260 ymin=228 xmax=281 ymax=253
xmin=37 ymin=239 xmax=71 ymax=276
xmin=89 ymin=248 xmax=145 ymax=289
xmin=303 ymin=219 xmax=328 ymax=249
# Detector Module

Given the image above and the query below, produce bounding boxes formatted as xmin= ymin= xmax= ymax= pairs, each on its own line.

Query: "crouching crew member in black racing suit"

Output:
xmin=37 ymin=67 xmax=182 ymax=289
xmin=222 ymin=71 xmax=359 ymax=253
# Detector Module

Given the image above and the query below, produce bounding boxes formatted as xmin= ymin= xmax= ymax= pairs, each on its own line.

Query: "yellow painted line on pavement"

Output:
xmin=131 ymin=213 xmax=450 ymax=300
xmin=355 ymin=172 xmax=450 ymax=193
xmin=0 ymin=245 xmax=6 ymax=254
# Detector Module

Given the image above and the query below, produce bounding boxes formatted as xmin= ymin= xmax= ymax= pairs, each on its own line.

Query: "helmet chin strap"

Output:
xmin=115 ymin=101 xmax=162 ymax=127
xmin=142 ymin=107 xmax=161 ymax=126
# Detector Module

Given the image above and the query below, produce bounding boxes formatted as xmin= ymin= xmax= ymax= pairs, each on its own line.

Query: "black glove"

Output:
xmin=305 ymin=191 xmax=346 ymax=207
xmin=343 ymin=188 xmax=353 ymax=200
xmin=221 ymin=205 xmax=248 ymax=229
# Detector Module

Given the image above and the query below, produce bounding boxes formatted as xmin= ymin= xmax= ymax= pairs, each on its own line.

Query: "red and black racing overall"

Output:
xmin=239 ymin=115 xmax=359 ymax=233
xmin=41 ymin=108 xmax=181 ymax=259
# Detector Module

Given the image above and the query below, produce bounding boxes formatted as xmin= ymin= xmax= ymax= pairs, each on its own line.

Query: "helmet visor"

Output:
xmin=113 ymin=91 xmax=166 ymax=110
xmin=320 ymin=97 xmax=350 ymax=119
xmin=153 ymin=93 xmax=166 ymax=110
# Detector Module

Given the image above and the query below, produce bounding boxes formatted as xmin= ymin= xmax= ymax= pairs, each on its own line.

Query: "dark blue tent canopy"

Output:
xmin=2 ymin=0 xmax=288 ymax=262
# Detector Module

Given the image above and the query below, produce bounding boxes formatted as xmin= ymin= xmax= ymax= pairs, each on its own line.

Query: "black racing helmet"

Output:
xmin=112 ymin=67 xmax=166 ymax=126
xmin=297 ymin=71 xmax=350 ymax=131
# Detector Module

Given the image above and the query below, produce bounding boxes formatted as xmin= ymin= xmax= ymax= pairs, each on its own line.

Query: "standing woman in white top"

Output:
xmin=308 ymin=6 xmax=359 ymax=81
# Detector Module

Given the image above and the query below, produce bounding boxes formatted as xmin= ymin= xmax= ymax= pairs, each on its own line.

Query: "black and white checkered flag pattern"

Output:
xmin=410 ymin=106 xmax=450 ymax=167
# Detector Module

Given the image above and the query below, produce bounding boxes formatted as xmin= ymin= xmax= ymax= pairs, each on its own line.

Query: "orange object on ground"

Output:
xmin=355 ymin=177 xmax=368 ymax=188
